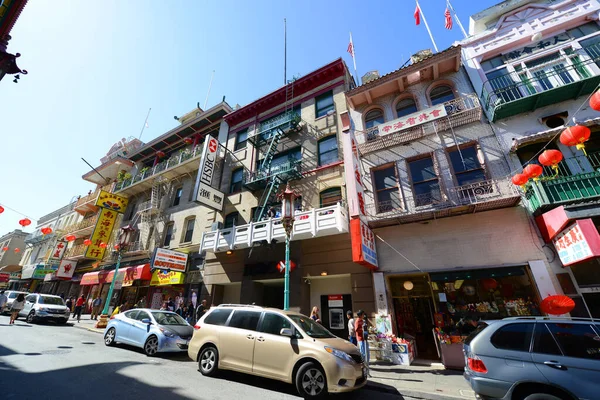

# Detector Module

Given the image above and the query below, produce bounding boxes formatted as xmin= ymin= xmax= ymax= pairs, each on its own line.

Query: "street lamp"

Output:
xmin=279 ymin=184 xmax=298 ymax=311
xmin=95 ymin=226 xmax=135 ymax=328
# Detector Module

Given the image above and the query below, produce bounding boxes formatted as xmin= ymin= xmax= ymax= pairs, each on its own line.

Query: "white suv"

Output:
xmin=19 ymin=294 xmax=70 ymax=324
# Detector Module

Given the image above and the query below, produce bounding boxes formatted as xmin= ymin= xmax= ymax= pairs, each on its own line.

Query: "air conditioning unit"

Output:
xmin=211 ymin=222 xmax=223 ymax=231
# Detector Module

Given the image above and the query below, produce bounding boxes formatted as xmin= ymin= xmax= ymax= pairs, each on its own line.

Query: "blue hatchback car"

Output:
xmin=104 ymin=308 xmax=194 ymax=356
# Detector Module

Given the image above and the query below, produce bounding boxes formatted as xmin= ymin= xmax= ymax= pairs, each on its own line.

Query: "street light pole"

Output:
xmin=101 ymin=250 xmax=121 ymax=316
xmin=279 ymin=184 xmax=297 ymax=311
xmin=284 ymin=235 xmax=290 ymax=310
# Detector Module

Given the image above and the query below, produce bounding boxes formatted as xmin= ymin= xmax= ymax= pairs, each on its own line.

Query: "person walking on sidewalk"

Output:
xmin=74 ymin=294 xmax=85 ymax=323
xmin=355 ymin=310 xmax=372 ymax=377
xmin=195 ymin=299 xmax=208 ymax=322
xmin=0 ymin=290 xmax=8 ymax=314
xmin=9 ymin=293 xmax=25 ymax=325
xmin=347 ymin=310 xmax=357 ymax=345
xmin=91 ymin=296 xmax=102 ymax=320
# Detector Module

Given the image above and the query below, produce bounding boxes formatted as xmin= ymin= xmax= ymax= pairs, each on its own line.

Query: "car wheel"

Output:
xmin=144 ymin=336 xmax=159 ymax=356
xmin=104 ymin=328 xmax=116 ymax=346
xmin=198 ymin=346 xmax=219 ymax=377
xmin=523 ymin=394 xmax=565 ymax=400
xmin=58 ymin=319 xmax=68 ymax=325
xmin=26 ymin=311 xmax=36 ymax=324
xmin=295 ymin=361 xmax=327 ymax=399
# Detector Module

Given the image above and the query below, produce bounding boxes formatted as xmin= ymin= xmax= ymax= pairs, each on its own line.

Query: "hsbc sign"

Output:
xmin=193 ymin=136 xmax=225 ymax=211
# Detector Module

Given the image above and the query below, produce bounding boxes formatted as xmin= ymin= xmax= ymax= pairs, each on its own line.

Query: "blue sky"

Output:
xmin=0 ymin=0 xmax=500 ymax=233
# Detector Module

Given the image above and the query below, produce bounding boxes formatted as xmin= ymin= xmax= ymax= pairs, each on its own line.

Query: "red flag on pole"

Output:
xmin=445 ymin=8 xmax=453 ymax=30
xmin=347 ymin=41 xmax=354 ymax=57
xmin=414 ymin=5 xmax=421 ymax=25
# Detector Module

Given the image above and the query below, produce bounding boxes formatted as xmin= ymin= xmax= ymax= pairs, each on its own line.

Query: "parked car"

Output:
xmin=18 ymin=293 xmax=70 ymax=324
xmin=188 ymin=304 xmax=367 ymax=399
xmin=464 ymin=317 xmax=600 ymax=400
xmin=1 ymin=291 xmax=28 ymax=314
xmin=103 ymin=308 xmax=194 ymax=356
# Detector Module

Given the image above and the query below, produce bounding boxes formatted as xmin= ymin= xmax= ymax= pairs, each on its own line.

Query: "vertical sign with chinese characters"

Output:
xmin=85 ymin=209 xmax=118 ymax=260
xmin=48 ymin=240 xmax=68 ymax=263
xmin=552 ymin=219 xmax=600 ymax=267
xmin=192 ymin=136 xmax=225 ymax=211
xmin=95 ymin=190 xmax=129 ymax=213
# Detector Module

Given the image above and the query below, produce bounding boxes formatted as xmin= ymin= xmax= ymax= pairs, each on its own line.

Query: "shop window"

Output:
xmin=533 ymin=324 xmax=562 ymax=356
xmin=396 ymin=98 xmax=418 ymax=118
xmin=224 ymin=212 xmax=239 ymax=229
xmin=491 ymin=323 xmax=534 ymax=352
xmin=546 ymin=323 xmax=600 ymax=360
xmin=373 ymin=165 xmax=401 ymax=212
xmin=204 ymin=309 xmax=232 ymax=326
xmin=318 ymin=136 xmax=339 ymax=166
xmin=230 ymin=168 xmax=243 ymax=194
xmin=364 ymin=109 xmax=384 ymax=129
xmin=173 ymin=187 xmax=183 ymax=207
xmin=183 ymin=218 xmax=195 ymax=243
xmin=259 ymin=313 xmax=293 ymax=336
xmin=448 ymin=145 xmax=486 ymax=187
xmin=408 ymin=156 xmax=440 ymax=206
xmin=315 ymin=91 xmax=335 ymax=118
xmin=235 ymin=129 xmax=248 ymax=151
xmin=429 ymin=85 xmax=455 ymax=105
xmin=163 ymin=223 xmax=174 ymax=247
xmin=320 ymin=187 xmax=342 ymax=208
xmin=228 ymin=310 xmax=261 ymax=331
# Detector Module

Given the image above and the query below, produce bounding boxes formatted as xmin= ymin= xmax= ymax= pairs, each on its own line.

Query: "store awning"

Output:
xmin=0 ymin=264 xmax=23 ymax=273
xmin=80 ymin=271 xmax=109 ymax=286
xmin=106 ymin=264 xmax=151 ymax=287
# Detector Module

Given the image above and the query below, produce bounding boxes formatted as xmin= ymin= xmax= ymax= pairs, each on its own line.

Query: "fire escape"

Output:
xmin=130 ymin=176 xmax=171 ymax=253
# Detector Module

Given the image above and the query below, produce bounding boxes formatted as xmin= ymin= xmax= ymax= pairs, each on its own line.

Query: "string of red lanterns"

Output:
xmin=65 ymin=235 xmax=76 ymax=242
xmin=41 ymin=227 xmax=53 ymax=235
xmin=83 ymin=239 xmax=92 ymax=246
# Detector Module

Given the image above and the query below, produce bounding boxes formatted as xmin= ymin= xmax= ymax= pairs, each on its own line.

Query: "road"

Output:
xmin=0 ymin=314 xmax=416 ymax=400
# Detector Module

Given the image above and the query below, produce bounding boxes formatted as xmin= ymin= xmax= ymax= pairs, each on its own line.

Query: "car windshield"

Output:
xmin=39 ymin=296 xmax=65 ymax=305
xmin=151 ymin=311 xmax=188 ymax=326
xmin=289 ymin=314 xmax=336 ymax=339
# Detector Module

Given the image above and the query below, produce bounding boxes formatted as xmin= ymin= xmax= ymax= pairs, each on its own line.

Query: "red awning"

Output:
xmin=106 ymin=264 xmax=151 ymax=286
xmin=80 ymin=271 xmax=109 ymax=286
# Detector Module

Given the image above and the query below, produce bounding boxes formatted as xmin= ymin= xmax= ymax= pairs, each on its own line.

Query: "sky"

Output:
xmin=0 ymin=0 xmax=501 ymax=234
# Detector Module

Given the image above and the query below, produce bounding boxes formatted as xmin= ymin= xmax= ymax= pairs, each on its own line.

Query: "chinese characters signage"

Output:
xmin=151 ymin=248 xmax=189 ymax=272
xmin=192 ymin=137 xmax=224 ymax=211
xmin=85 ymin=208 xmax=118 ymax=260
xmin=32 ymin=265 xmax=58 ymax=280
xmin=48 ymin=240 xmax=68 ymax=263
xmin=350 ymin=218 xmax=378 ymax=270
xmin=503 ymin=33 xmax=570 ymax=62
xmin=373 ymin=103 xmax=447 ymax=139
xmin=56 ymin=260 xmax=76 ymax=279
xmin=552 ymin=219 xmax=600 ymax=267
xmin=95 ymin=190 xmax=129 ymax=213
xmin=150 ymin=270 xmax=185 ymax=286
xmin=343 ymin=119 xmax=366 ymax=218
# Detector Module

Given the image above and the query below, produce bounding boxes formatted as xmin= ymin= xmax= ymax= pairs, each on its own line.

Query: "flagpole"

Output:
xmin=138 ymin=107 xmax=151 ymax=140
xmin=447 ymin=0 xmax=468 ymax=38
xmin=416 ymin=0 xmax=438 ymax=53
xmin=349 ymin=32 xmax=358 ymax=85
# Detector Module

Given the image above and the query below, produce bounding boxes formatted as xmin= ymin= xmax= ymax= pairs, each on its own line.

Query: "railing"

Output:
xmin=137 ymin=199 xmax=161 ymax=213
xmin=25 ymin=232 xmax=55 ymax=244
xmin=114 ymin=145 xmax=202 ymax=191
xmin=64 ymin=214 xmax=99 ymax=234
xmin=64 ymin=244 xmax=88 ymax=259
xmin=244 ymin=159 xmax=302 ymax=186
xmin=249 ymin=111 xmax=301 ymax=143
xmin=367 ymin=178 xmax=520 ymax=222
xmin=358 ymin=94 xmax=481 ymax=154
xmin=525 ymin=170 xmax=600 ymax=214
xmin=201 ymin=203 xmax=348 ymax=253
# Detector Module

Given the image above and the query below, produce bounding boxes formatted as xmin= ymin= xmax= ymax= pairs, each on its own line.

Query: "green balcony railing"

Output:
xmin=525 ymin=170 xmax=600 ymax=214
xmin=482 ymin=44 xmax=600 ymax=121
xmin=244 ymin=159 xmax=302 ymax=190
xmin=248 ymin=111 xmax=301 ymax=145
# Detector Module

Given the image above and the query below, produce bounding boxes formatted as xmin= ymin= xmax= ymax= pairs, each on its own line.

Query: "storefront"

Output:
xmin=148 ymin=270 xmax=186 ymax=309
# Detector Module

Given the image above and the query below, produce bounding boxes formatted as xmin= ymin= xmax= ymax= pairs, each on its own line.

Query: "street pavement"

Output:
xmin=0 ymin=314 xmax=452 ymax=400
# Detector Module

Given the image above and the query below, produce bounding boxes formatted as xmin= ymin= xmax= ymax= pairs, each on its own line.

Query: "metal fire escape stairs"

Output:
xmin=135 ymin=176 xmax=171 ymax=252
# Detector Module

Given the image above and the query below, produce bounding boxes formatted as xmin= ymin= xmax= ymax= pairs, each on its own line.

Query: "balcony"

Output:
xmin=137 ymin=199 xmax=162 ymax=215
xmin=525 ymin=171 xmax=600 ymax=215
xmin=357 ymin=94 xmax=482 ymax=154
xmin=25 ymin=232 xmax=54 ymax=245
xmin=366 ymin=178 xmax=521 ymax=228
xmin=481 ymin=45 xmax=600 ymax=122
xmin=244 ymin=159 xmax=302 ymax=191
xmin=63 ymin=244 xmax=91 ymax=260
xmin=63 ymin=214 xmax=98 ymax=238
xmin=201 ymin=203 xmax=348 ymax=253
xmin=114 ymin=145 xmax=203 ymax=196
xmin=248 ymin=111 xmax=302 ymax=146
xmin=74 ymin=184 xmax=113 ymax=215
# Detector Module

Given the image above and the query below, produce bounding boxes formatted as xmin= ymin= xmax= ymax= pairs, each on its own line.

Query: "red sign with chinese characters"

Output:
xmin=350 ymin=218 xmax=378 ymax=270
xmin=374 ymin=103 xmax=447 ymax=138
xmin=48 ymin=240 xmax=68 ymax=263
xmin=552 ymin=219 xmax=600 ymax=267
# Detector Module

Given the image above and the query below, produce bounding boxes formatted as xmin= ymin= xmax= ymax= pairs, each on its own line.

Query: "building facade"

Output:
xmin=462 ymin=0 xmax=600 ymax=318
xmin=0 ymin=229 xmax=27 ymax=288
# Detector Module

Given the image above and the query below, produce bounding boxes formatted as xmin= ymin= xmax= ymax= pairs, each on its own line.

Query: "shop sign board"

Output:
xmin=150 ymin=270 xmax=185 ymax=286
xmin=9 ymin=272 xmax=21 ymax=280
xmin=48 ymin=240 xmax=68 ymax=263
xmin=95 ymin=190 xmax=129 ymax=213
xmin=552 ymin=219 xmax=600 ymax=267
xmin=192 ymin=136 xmax=224 ymax=211
xmin=56 ymin=260 xmax=76 ymax=279
xmin=350 ymin=218 xmax=378 ymax=270
xmin=342 ymin=119 xmax=366 ymax=218
xmin=151 ymin=248 xmax=188 ymax=272
xmin=85 ymin=208 xmax=118 ymax=260
xmin=327 ymin=295 xmax=343 ymax=307
xmin=0 ymin=273 xmax=9 ymax=283
xmin=372 ymin=103 xmax=447 ymax=140
xmin=32 ymin=265 xmax=58 ymax=280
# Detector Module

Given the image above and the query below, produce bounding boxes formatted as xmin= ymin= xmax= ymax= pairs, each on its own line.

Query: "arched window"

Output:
xmin=364 ymin=109 xmax=384 ymax=129
xmin=396 ymin=98 xmax=418 ymax=118
xmin=429 ymin=85 xmax=455 ymax=105
xmin=224 ymin=212 xmax=239 ymax=229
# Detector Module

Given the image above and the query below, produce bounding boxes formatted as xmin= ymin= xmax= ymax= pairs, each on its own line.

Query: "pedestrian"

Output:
xmin=91 ymin=295 xmax=102 ymax=320
xmin=66 ymin=297 xmax=73 ymax=313
xmin=195 ymin=299 xmax=208 ymax=321
xmin=186 ymin=302 xmax=194 ymax=324
xmin=9 ymin=293 xmax=25 ymax=325
xmin=160 ymin=302 xmax=168 ymax=311
xmin=167 ymin=297 xmax=175 ymax=312
xmin=0 ymin=290 xmax=8 ymax=314
xmin=310 ymin=306 xmax=321 ymax=323
xmin=74 ymin=294 xmax=85 ymax=323
xmin=175 ymin=303 xmax=184 ymax=317
xmin=355 ymin=310 xmax=372 ymax=377
xmin=347 ymin=310 xmax=357 ymax=345
xmin=59 ymin=292 xmax=65 ymax=300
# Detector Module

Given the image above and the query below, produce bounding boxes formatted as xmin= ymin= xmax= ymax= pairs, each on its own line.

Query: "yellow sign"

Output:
xmin=85 ymin=208 xmax=117 ymax=260
xmin=150 ymin=270 xmax=185 ymax=286
xmin=95 ymin=190 xmax=129 ymax=214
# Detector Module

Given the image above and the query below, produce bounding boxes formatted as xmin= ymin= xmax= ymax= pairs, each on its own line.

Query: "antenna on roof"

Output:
xmin=284 ymin=18 xmax=287 ymax=86
xmin=204 ymin=70 xmax=215 ymax=109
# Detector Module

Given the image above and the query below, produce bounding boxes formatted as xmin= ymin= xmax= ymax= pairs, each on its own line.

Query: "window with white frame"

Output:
xmin=408 ymin=156 xmax=441 ymax=207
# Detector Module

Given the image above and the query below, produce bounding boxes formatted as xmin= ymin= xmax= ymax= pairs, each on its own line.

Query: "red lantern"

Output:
xmin=65 ymin=234 xmax=76 ymax=242
xmin=2 ymin=246 xmax=8 ymax=251
xmin=14 ymin=248 xmax=20 ymax=253
xmin=0 ymin=205 xmax=4 ymax=214
xmin=114 ymin=244 xmax=120 ymax=250
xmin=523 ymin=164 xmax=543 ymax=180
xmin=18 ymin=218 xmax=31 ymax=227
xmin=83 ymin=239 xmax=92 ymax=246
xmin=512 ymin=173 xmax=529 ymax=187
xmin=183 ymin=137 xmax=194 ymax=145
xmin=590 ymin=90 xmax=600 ymax=111
xmin=99 ymin=242 xmax=107 ymax=248
xmin=560 ymin=125 xmax=591 ymax=154
xmin=41 ymin=227 xmax=53 ymax=235
xmin=481 ymin=278 xmax=498 ymax=291
xmin=540 ymin=295 xmax=575 ymax=315
xmin=156 ymin=151 xmax=166 ymax=158
xmin=538 ymin=150 xmax=563 ymax=168
xmin=277 ymin=260 xmax=297 ymax=273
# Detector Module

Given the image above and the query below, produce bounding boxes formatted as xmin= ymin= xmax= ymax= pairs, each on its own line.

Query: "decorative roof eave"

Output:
xmin=511 ymin=117 xmax=600 ymax=152
xmin=0 ymin=48 xmax=27 ymax=75
xmin=81 ymin=156 xmax=134 ymax=181
xmin=0 ymin=0 xmax=28 ymax=38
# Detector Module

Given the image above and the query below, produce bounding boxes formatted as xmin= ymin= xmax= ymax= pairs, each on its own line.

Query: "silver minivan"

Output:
xmin=464 ymin=317 xmax=600 ymax=400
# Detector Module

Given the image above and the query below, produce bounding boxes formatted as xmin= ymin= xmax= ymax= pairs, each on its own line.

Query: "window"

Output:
xmin=228 ymin=310 xmax=261 ymax=331
xmin=230 ymin=168 xmax=243 ymax=193
xmin=163 ymin=222 xmax=174 ymax=247
xmin=315 ymin=91 xmax=334 ymax=118
xmin=373 ymin=166 xmax=401 ymax=212
xmin=318 ymin=136 xmax=338 ymax=166
xmin=204 ymin=308 xmax=232 ymax=326
xmin=320 ymin=187 xmax=342 ymax=207
xmin=135 ymin=310 xmax=151 ymax=321
xmin=260 ymin=313 xmax=293 ymax=336
xmin=533 ymin=323 xmax=562 ymax=356
xmin=490 ymin=323 xmax=534 ymax=352
xmin=224 ymin=212 xmax=239 ymax=229
xmin=365 ymin=109 xmax=384 ymax=129
xmin=546 ymin=323 xmax=600 ymax=360
xmin=235 ymin=129 xmax=248 ymax=151
xmin=429 ymin=85 xmax=455 ymax=105
xmin=480 ymin=55 xmax=505 ymax=72
xmin=126 ymin=202 xmax=137 ymax=221
xmin=449 ymin=146 xmax=486 ymax=186
xmin=567 ymin=22 xmax=600 ymax=39
xmin=396 ymin=98 xmax=418 ymax=118
xmin=173 ymin=187 xmax=183 ymax=207
xmin=25 ymin=295 xmax=36 ymax=303
xmin=409 ymin=156 xmax=441 ymax=206
xmin=183 ymin=218 xmax=195 ymax=243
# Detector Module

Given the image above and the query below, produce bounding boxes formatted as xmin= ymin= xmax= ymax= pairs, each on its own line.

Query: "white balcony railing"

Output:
xmin=201 ymin=203 xmax=348 ymax=253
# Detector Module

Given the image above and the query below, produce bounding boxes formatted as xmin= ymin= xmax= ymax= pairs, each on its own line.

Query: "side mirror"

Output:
xmin=141 ymin=318 xmax=152 ymax=324
xmin=280 ymin=328 xmax=294 ymax=337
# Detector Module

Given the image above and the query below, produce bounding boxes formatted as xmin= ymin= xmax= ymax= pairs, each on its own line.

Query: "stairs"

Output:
xmin=137 ymin=177 xmax=171 ymax=252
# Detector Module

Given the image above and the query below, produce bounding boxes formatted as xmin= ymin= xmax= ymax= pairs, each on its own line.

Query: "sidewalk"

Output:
xmin=69 ymin=315 xmax=105 ymax=334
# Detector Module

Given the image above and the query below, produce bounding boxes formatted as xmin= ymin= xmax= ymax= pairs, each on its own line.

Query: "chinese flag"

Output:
xmin=414 ymin=4 xmax=421 ymax=25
